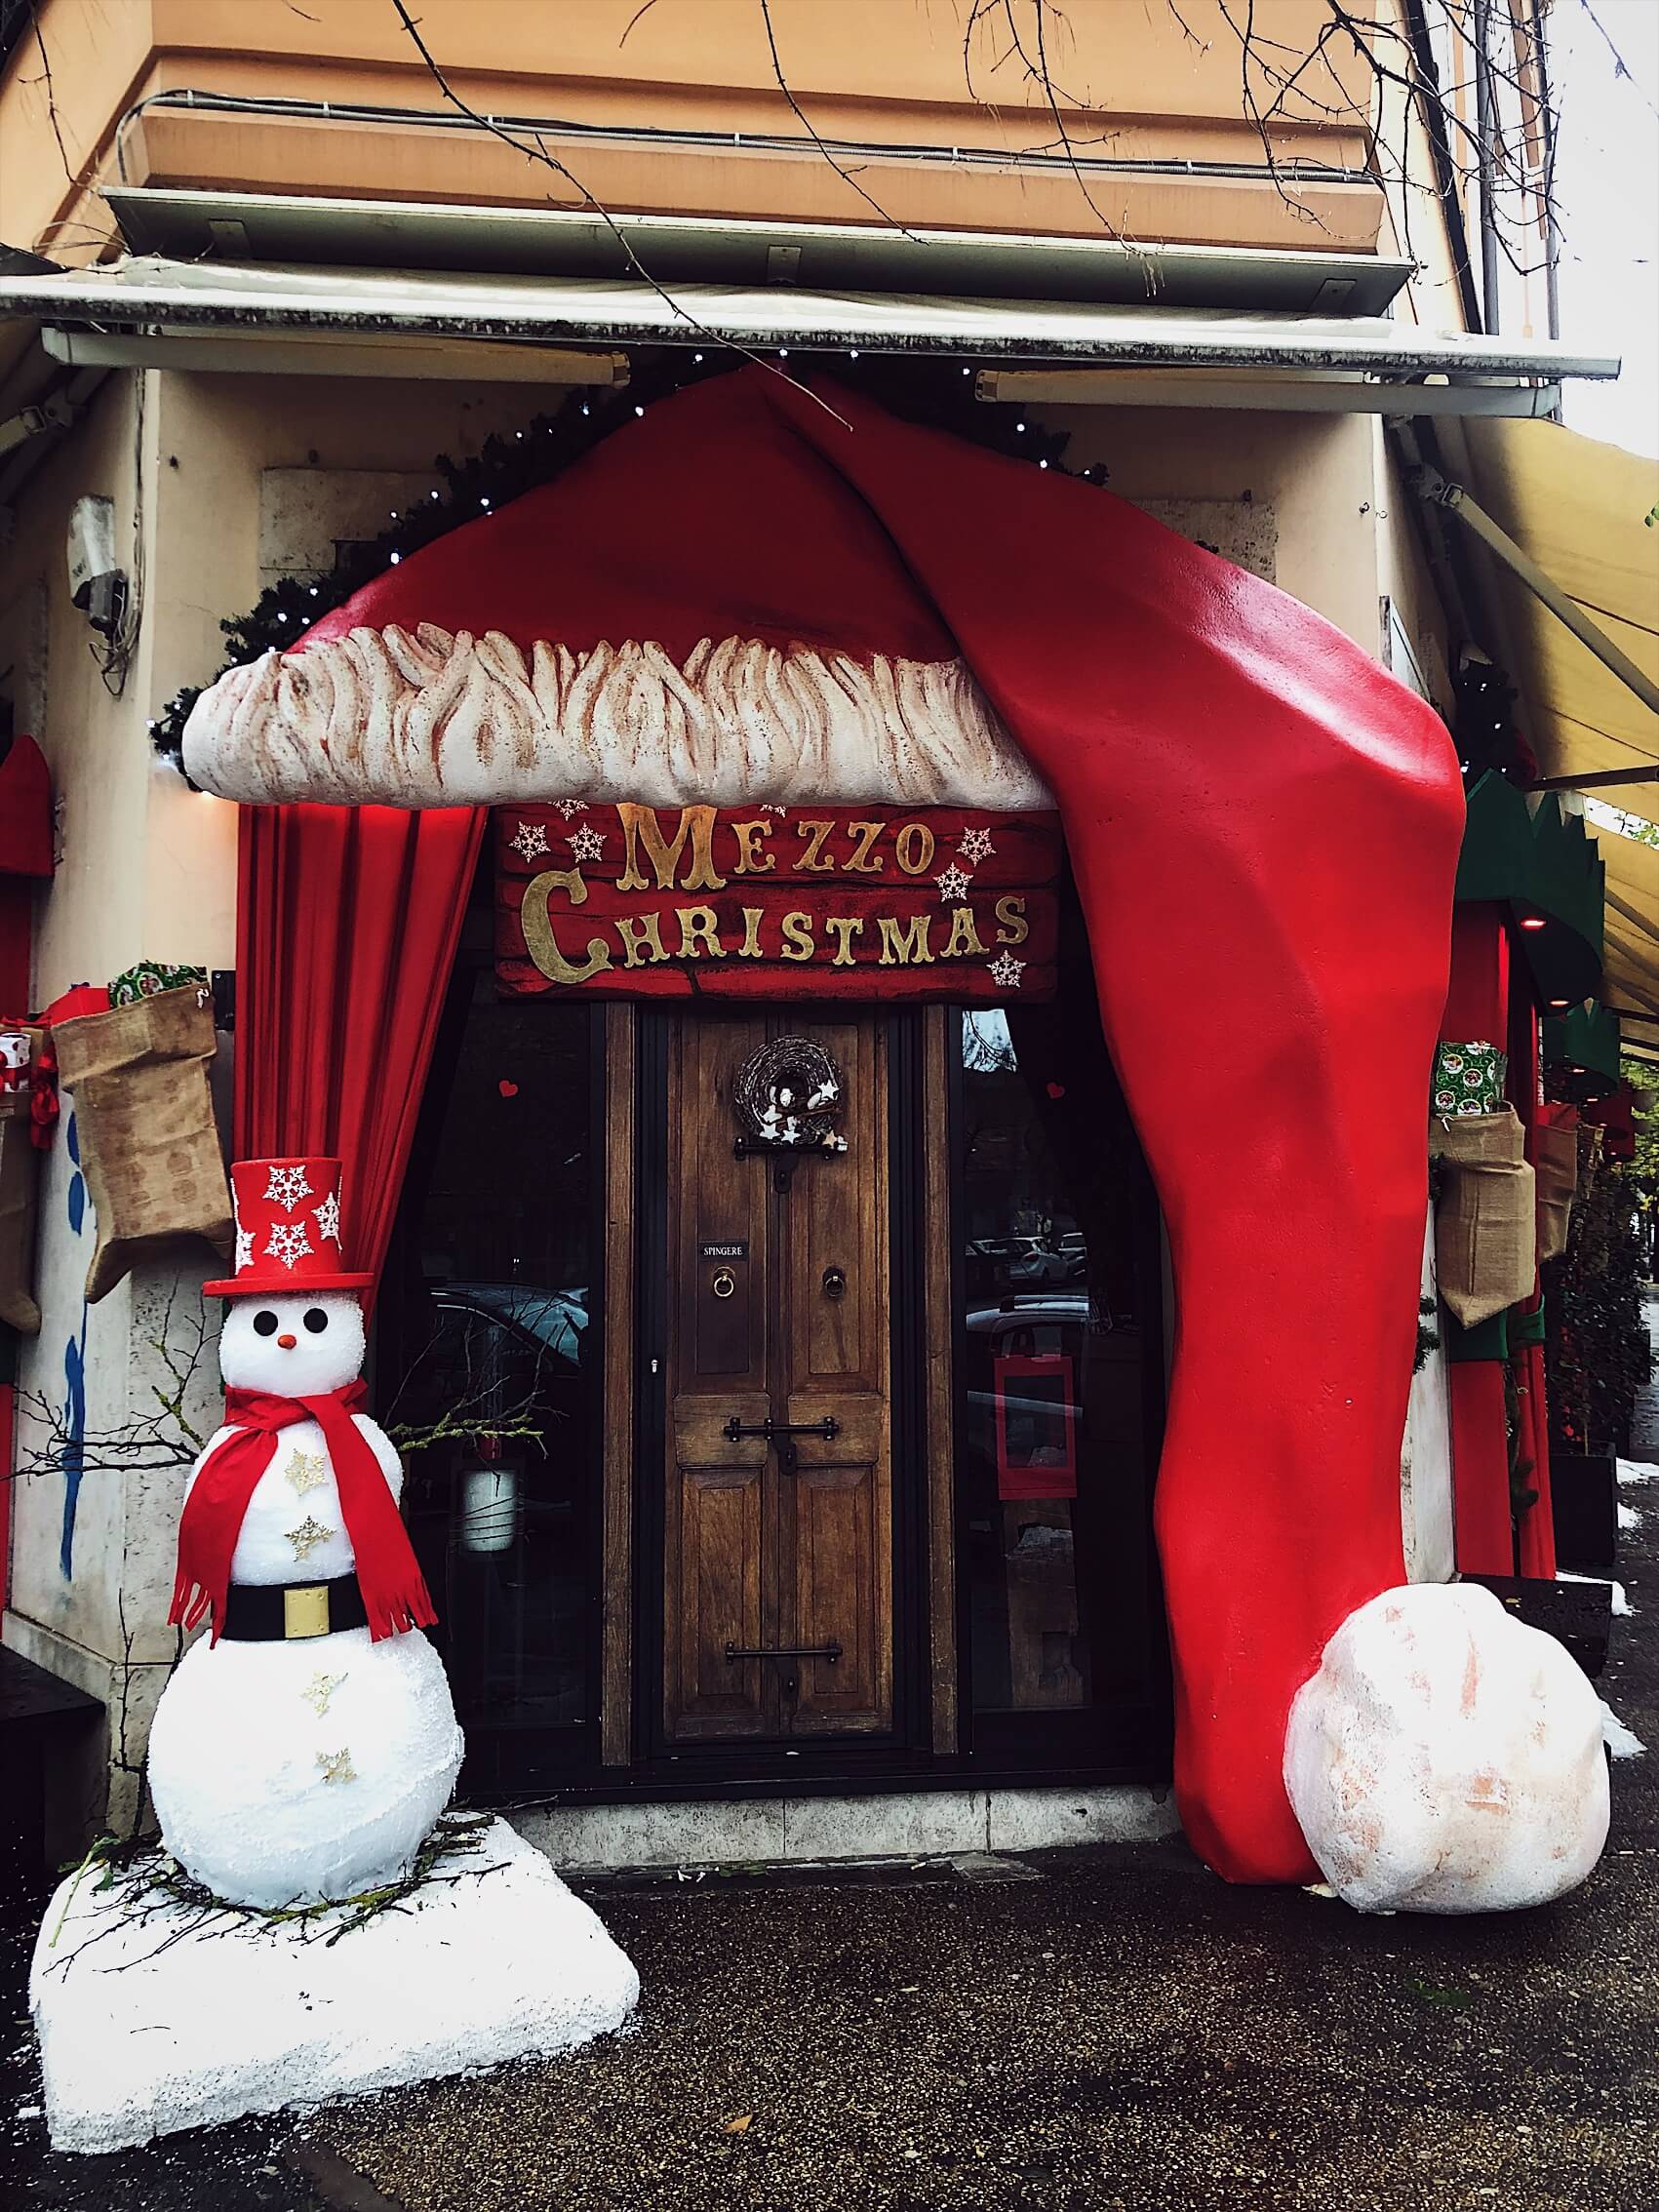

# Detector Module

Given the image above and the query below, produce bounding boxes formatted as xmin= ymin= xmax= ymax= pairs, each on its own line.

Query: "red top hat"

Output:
xmin=204 ymin=1158 xmax=374 ymax=1297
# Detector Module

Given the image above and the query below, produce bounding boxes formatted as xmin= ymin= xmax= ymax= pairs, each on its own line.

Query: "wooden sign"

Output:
xmin=495 ymin=804 xmax=1061 ymax=1003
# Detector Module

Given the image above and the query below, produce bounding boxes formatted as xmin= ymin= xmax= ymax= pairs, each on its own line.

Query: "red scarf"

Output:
xmin=170 ymin=1381 xmax=437 ymax=1645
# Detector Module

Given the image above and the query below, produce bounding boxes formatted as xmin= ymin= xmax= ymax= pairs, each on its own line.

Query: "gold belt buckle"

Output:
xmin=283 ymin=1584 xmax=331 ymax=1639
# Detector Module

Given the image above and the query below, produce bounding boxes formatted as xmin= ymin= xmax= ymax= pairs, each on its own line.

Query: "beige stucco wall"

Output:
xmin=0 ymin=365 xmax=544 ymax=1845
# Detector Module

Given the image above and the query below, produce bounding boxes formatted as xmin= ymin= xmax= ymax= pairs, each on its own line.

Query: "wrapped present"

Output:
xmin=1431 ymin=1041 xmax=1507 ymax=1119
xmin=109 ymin=961 xmax=209 ymax=1008
xmin=0 ymin=1024 xmax=45 ymax=1332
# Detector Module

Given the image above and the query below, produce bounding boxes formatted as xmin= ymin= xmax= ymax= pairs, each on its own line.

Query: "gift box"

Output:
xmin=1431 ymin=1041 xmax=1507 ymax=1119
xmin=108 ymin=961 xmax=210 ymax=1008
xmin=0 ymin=1025 xmax=45 ymax=1332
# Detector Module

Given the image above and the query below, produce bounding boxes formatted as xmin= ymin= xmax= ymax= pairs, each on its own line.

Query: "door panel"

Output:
xmin=663 ymin=1009 xmax=892 ymax=1745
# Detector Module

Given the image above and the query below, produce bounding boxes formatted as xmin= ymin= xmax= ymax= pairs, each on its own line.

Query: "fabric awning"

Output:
xmin=1457 ymin=416 xmax=1659 ymax=1043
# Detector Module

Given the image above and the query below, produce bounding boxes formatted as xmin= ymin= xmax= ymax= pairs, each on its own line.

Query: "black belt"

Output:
xmin=220 ymin=1573 xmax=368 ymax=1642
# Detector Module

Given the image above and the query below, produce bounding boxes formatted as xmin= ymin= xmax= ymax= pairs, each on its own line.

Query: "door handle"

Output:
xmin=821 ymin=1265 xmax=847 ymax=1300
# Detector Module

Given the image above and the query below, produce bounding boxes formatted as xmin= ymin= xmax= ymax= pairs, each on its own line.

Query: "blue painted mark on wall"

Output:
xmin=59 ymin=1110 xmax=89 ymax=1579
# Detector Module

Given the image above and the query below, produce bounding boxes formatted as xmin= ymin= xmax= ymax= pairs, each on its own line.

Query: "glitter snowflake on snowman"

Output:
xmin=145 ymin=1157 xmax=462 ymax=1911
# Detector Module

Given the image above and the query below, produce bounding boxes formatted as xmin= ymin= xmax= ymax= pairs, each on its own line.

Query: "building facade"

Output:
xmin=2 ymin=0 xmax=1644 ymax=1876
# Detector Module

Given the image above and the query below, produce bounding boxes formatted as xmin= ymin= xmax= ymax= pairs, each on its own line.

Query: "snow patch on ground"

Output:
xmin=1617 ymin=1459 xmax=1659 ymax=1485
xmin=1600 ymin=1701 xmax=1647 ymax=1760
xmin=1619 ymin=1501 xmax=1643 ymax=1532
xmin=29 ymin=1817 xmax=639 ymax=2154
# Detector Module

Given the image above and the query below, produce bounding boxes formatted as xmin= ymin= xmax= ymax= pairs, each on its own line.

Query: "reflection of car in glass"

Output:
xmin=431 ymin=1283 xmax=588 ymax=1367
xmin=1004 ymin=1239 xmax=1071 ymax=1285
xmin=1057 ymin=1233 xmax=1087 ymax=1282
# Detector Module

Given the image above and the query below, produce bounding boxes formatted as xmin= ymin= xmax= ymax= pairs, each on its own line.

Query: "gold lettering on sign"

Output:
xmin=893 ymin=822 xmax=935 ymax=875
xmin=731 ymin=819 xmax=776 ymax=875
xmin=522 ymin=868 xmax=614 ymax=987
xmin=844 ymin=821 xmax=886 ymax=874
xmin=677 ymin=906 xmax=727 ymax=959
xmin=825 ymin=916 xmax=865 ymax=967
xmin=795 ymin=820 xmax=837 ymax=872
xmin=878 ymin=914 xmax=935 ymax=966
xmin=737 ymin=908 xmax=767 ymax=959
xmin=995 ymin=894 xmax=1029 ymax=945
xmin=616 ymin=805 xmax=727 ymax=892
xmin=613 ymin=912 xmax=670 ymax=968
xmin=940 ymin=905 xmax=989 ymax=960
xmin=780 ymin=912 xmax=816 ymax=961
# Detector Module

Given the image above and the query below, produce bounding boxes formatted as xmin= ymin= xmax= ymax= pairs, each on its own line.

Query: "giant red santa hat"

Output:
xmin=184 ymin=370 xmax=1464 ymax=1884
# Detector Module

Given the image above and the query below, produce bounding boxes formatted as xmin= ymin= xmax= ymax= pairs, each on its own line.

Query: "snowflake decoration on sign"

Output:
xmin=312 ymin=1190 xmax=341 ymax=1246
xmin=959 ymin=826 xmax=996 ymax=865
xmin=266 ymin=1220 xmax=313 ymax=1270
xmin=286 ymin=1515 xmax=334 ymax=1562
xmin=317 ymin=1747 xmax=357 ymax=1786
xmin=508 ymin=819 xmax=550 ymax=862
xmin=569 ymin=823 xmax=606 ymax=863
xmin=935 ymin=864 xmax=972 ymax=902
xmin=552 ymin=799 xmax=588 ymax=819
xmin=234 ymin=1226 xmax=254 ymax=1272
xmin=264 ymin=1164 xmax=312 ymax=1213
xmin=988 ymin=953 xmax=1027 ymax=990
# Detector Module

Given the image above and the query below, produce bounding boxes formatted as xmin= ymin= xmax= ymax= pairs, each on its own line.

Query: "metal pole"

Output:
xmin=1418 ymin=472 xmax=1659 ymax=716
xmin=1533 ymin=2 xmax=1562 ymax=341
xmin=1474 ymin=0 xmax=1502 ymax=336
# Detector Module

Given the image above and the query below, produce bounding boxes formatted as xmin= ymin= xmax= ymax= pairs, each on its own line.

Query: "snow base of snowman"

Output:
xmin=29 ymin=1818 xmax=640 ymax=2154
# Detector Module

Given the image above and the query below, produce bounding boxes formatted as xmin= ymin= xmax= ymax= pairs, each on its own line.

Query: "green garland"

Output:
xmin=148 ymin=350 xmax=1103 ymax=773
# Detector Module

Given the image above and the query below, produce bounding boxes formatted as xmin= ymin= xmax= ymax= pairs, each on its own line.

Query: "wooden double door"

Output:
xmin=662 ymin=1010 xmax=893 ymax=1744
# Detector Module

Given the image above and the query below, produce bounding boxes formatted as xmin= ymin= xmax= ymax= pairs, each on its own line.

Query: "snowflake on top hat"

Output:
xmin=203 ymin=1159 xmax=374 ymax=1298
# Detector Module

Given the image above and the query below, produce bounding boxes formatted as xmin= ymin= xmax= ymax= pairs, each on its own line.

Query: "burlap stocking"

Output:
xmin=53 ymin=985 xmax=233 ymax=1301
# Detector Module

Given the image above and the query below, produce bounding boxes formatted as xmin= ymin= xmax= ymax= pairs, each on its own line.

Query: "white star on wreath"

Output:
xmin=264 ymin=1164 xmax=312 ymax=1213
xmin=312 ymin=1190 xmax=341 ymax=1245
xmin=552 ymin=799 xmax=589 ymax=819
xmin=959 ymin=826 xmax=996 ymax=865
xmin=935 ymin=864 xmax=972 ymax=902
xmin=568 ymin=823 xmax=606 ymax=863
xmin=508 ymin=820 xmax=550 ymax=862
xmin=988 ymin=952 xmax=1026 ymax=990
xmin=266 ymin=1220 xmax=313 ymax=1269
xmin=234 ymin=1226 xmax=254 ymax=1272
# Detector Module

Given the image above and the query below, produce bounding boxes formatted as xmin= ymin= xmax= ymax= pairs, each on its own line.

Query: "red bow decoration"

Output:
xmin=170 ymin=1380 xmax=437 ymax=1645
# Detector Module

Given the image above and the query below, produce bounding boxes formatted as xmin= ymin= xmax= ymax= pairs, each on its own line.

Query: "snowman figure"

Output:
xmin=146 ymin=1157 xmax=462 ymax=1911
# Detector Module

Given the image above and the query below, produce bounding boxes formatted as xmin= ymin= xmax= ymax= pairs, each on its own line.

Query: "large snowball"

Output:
xmin=148 ymin=1627 xmax=463 ymax=1910
xmin=1284 ymin=1583 xmax=1608 ymax=1915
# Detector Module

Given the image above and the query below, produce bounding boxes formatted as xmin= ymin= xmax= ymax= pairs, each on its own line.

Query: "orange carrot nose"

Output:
xmin=277 ymin=1332 xmax=297 ymax=1349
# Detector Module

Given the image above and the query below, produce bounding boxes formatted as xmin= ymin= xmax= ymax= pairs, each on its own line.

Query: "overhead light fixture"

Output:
xmin=1520 ymin=916 xmax=1548 ymax=931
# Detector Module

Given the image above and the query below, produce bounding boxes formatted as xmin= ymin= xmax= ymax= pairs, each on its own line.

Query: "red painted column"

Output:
xmin=1441 ymin=905 xmax=1517 ymax=1576
xmin=1509 ymin=999 xmax=1557 ymax=1578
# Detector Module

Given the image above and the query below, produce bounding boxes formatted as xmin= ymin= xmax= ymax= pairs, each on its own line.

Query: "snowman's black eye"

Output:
xmin=253 ymin=1310 xmax=279 ymax=1337
xmin=303 ymin=1308 xmax=329 ymax=1334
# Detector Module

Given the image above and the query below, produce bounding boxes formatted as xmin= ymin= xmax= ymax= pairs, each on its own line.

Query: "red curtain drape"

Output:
xmin=235 ymin=804 xmax=487 ymax=1297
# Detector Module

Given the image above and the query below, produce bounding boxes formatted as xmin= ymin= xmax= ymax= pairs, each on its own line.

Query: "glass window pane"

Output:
xmin=957 ymin=951 xmax=1166 ymax=1754
xmin=376 ymin=972 xmax=601 ymax=1793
